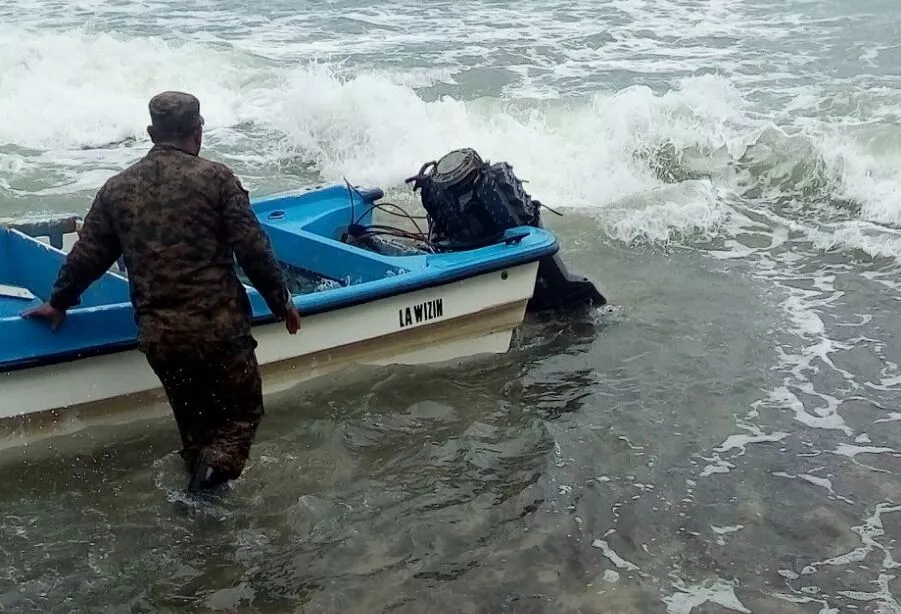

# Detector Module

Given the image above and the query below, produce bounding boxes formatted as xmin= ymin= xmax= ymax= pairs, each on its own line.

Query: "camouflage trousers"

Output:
xmin=143 ymin=336 xmax=264 ymax=481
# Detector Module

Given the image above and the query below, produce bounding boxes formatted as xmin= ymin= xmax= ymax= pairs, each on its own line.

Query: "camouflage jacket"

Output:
xmin=49 ymin=143 xmax=291 ymax=348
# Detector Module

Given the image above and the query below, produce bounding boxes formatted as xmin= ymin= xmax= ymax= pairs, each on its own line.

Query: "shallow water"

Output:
xmin=3 ymin=0 xmax=901 ymax=612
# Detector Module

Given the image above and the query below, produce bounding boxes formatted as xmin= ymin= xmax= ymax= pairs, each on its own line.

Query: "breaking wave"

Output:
xmin=2 ymin=26 xmax=901 ymax=257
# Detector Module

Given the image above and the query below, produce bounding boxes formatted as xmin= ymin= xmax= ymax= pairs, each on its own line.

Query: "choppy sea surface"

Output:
xmin=3 ymin=0 xmax=901 ymax=612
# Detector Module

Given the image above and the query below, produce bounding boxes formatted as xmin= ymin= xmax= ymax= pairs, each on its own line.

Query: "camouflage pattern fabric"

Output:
xmin=144 ymin=335 xmax=264 ymax=480
xmin=48 ymin=142 xmax=291 ymax=346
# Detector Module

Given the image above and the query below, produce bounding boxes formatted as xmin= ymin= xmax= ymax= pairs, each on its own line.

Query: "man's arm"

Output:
xmin=48 ymin=190 xmax=122 ymax=311
xmin=220 ymin=171 xmax=292 ymax=319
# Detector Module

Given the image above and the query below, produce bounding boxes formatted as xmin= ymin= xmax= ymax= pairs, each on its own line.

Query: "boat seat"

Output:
xmin=0 ymin=283 xmax=36 ymax=301
xmin=0 ymin=283 xmax=41 ymax=318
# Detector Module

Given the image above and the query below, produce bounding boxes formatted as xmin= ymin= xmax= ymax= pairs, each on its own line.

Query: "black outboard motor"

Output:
xmin=406 ymin=148 xmax=606 ymax=312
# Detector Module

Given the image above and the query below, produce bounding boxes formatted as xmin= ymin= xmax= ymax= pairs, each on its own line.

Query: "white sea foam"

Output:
xmin=3 ymin=12 xmax=901 ymax=258
xmin=711 ymin=524 xmax=744 ymax=546
xmin=663 ymin=578 xmax=751 ymax=614
xmin=0 ymin=27 xmax=271 ymax=152
xmin=592 ymin=533 xmax=640 ymax=572
xmin=772 ymin=471 xmax=855 ymax=505
xmin=714 ymin=429 xmax=789 ymax=455
xmin=699 ymin=458 xmax=734 ymax=478
xmin=0 ymin=25 xmax=766 ymax=244
xmin=815 ymin=504 xmax=901 ymax=572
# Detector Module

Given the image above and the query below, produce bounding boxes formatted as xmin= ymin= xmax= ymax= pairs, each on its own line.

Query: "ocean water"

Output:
xmin=2 ymin=0 xmax=901 ymax=612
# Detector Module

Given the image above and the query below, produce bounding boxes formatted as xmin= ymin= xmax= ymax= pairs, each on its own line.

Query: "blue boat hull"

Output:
xmin=0 ymin=184 xmax=560 ymax=372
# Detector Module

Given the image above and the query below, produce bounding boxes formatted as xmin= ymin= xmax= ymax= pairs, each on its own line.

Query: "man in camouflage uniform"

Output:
xmin=24 ymin=91 xmax=302 ymax=493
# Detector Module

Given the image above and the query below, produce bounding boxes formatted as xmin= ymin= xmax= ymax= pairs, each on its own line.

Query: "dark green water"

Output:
xmin=3 ymin=0 xmax=901 ymax=611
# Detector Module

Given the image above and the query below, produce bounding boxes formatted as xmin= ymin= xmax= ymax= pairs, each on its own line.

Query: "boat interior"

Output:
xmin=0 ymin=223 xmax=131 ymax=319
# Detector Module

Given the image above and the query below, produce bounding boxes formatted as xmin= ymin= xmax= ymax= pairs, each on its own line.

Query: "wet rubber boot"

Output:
xmin=186 ymin=447 xmax=231 ymax=494
xmin=187 ymin=461 xmax=216 ymax=493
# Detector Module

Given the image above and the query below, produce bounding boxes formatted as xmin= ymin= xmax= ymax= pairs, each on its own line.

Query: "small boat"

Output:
xmin=0 ymin=149 xmax=605 ymax=438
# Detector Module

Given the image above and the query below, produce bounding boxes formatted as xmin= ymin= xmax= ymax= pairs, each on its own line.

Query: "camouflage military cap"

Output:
xmin=148 ymin=91 xmax=204 ymax=136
